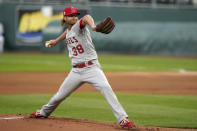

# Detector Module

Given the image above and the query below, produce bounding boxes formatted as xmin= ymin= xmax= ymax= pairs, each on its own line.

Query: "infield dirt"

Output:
xmin=0 ymin=72 xmax=197 ymax=95
xmin=0 ymin=72 xmax=197 ymax=131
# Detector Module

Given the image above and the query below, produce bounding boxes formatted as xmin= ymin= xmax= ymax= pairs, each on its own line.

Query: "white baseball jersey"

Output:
xmin=40 ymin=18 xmax=129 ymax=123
xmin=65 ymin=19 xmax=98 ymax=66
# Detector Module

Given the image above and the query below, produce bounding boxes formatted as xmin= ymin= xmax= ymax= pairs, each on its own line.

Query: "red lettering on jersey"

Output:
xmin=66 ymin=36 xmax=79 ymax=45
xmin=72 ymin=47 xmax=78 ymax=56
xmin=72 ymin=44 xmax=84 ymax=56
xmin=70 ymin=38 xmax=74 ymax=43
xmin=69 ymin=38 xmax=72 ymax=44
xmin=73 ymin=36 xmax=78 ymax=42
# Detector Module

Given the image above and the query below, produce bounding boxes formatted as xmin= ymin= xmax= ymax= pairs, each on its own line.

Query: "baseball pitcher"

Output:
xmin=29 ymin=6 xmax=135 ymax=129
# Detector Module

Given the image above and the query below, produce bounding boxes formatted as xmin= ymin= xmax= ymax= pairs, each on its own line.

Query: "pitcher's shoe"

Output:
xmin=29 ymin=110 xmax=47 ymax=118
xmin=119 ymin=118 xmax=136 ymax=129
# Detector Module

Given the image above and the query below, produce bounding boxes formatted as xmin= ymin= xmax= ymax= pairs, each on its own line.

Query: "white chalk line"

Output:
xmin=0 ymin=116 xmax=24 ymax=120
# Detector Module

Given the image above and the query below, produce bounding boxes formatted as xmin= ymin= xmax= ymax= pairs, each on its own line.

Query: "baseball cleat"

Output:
xmin=119 ymin=119 xmax=136 ymax=129
xmin=29 ymin=110 xmax=47 ymax=118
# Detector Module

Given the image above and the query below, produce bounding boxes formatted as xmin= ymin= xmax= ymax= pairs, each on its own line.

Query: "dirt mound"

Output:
xmin=0 ymin=114 xmax=196 ymax=131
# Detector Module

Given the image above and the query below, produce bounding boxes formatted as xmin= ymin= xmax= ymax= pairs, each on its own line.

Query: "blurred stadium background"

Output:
xmin=0 ymin=0 xmax=197 ymax=56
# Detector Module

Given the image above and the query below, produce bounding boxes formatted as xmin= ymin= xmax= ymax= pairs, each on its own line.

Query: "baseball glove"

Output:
xmin=96 ymin=17 xmax=115 ymax=34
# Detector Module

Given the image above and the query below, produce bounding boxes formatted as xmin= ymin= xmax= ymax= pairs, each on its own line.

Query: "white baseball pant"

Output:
xmin=40 ymin=62 xmax=128 ymax=122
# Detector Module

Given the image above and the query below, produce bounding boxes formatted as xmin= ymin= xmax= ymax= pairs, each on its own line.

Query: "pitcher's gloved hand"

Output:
xmin=96 ymin=17 xmax=115 ymax=34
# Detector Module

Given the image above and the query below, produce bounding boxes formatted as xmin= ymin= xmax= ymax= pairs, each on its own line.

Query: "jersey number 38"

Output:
xmin=72 ymin=44 xmax=84 ymax=56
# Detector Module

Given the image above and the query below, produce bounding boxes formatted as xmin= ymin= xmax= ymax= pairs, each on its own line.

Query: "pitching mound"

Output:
xmin=0 ymin=114 xmax=196 ymax=131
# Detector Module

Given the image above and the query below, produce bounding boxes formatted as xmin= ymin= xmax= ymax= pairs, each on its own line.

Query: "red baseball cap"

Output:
xmin=63 ymin=6 xmax=80 ymax=16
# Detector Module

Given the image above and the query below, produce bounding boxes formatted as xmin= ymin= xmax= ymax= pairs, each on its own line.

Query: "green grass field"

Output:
xmin=0 ymin=53 xmax=197 ymax=72
xmin=0 ymin=53 xmax=197 ymax=128
xmin=0 ymin=93 xmax=196 ymax=128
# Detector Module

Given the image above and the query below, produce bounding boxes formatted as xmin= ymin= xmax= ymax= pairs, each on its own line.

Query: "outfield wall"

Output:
xmin=0 ymin=3 xmax=197 ymax=56
xmin=91 ymin=7 xmax=197 ymax=56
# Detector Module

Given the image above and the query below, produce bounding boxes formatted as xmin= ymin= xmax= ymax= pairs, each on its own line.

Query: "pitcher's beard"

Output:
xmin=66 ymin=22 xmax=75 ymax=26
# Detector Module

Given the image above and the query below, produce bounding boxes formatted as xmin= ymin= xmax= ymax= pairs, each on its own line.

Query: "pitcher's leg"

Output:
xmin=84 ymin=67 xmax=128 ymax=122
xmin=41 ymin=71 xmax=82 ymax=117
xmin=101 ymin=83 xmax=128 ymax=123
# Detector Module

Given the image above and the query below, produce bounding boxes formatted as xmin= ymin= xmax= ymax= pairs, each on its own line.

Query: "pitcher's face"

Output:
xmin=64 ymin=14 xmax=78 ymax=25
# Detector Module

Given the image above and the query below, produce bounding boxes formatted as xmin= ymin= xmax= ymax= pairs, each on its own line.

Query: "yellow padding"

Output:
xmin=18 ymin=11 xmax=62 ymax=33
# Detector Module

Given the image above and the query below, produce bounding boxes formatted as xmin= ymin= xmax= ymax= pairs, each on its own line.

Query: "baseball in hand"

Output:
xmin=45 ymin=42 xmax=52 ymax=48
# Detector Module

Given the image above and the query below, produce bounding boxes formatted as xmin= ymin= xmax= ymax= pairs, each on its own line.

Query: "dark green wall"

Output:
xmin=91 ymin=6 xmax=197 ymax=22
xmin=90 ymin=6 xmax=197 ymax=56
xmin=0 ymin=4 xmax=16 ymax=50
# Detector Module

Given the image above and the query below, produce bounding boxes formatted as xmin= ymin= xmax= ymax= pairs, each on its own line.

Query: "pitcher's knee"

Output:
xmin=99 ymin=83 xmax=113 ymax=93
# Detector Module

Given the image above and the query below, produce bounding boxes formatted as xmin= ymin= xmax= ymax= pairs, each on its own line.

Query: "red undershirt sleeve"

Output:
xmin=80 ymin=19 xmax=85 ymax=29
